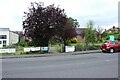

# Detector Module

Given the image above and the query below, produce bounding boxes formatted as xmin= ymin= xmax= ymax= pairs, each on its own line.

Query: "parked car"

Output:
xmin=101 ymin=40 xmax=120 ymax=53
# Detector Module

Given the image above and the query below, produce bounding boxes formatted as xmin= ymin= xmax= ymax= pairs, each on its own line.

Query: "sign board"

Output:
xmin=0 ymin=48 xmax=16 ymax=53
xmin=30 ymin=47 xmax=40 ymax=51
xmin=24 ymin=47 xmax=40 ymax=52
xmin=9 ymin=48 xmax=16 ymax=53
xmin=0 ymin=49 xmax=8 ymax=53
xmin=65 ymin=46 xmax=75 ymax=52
xmin=24 ymin=48 xmax=31 ymax=52
xmin=110 ymin=35 xmax=114 ymax=41
xmin=41 ymin=47 xmax=48 ymax=51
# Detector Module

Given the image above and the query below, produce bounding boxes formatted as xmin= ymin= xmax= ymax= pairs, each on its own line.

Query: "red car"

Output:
xmin=101 ymin=40 xmax=120 ymax=53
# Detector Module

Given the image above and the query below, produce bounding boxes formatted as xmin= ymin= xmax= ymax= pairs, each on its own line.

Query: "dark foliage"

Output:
xmin=118 ymin=34 xmax=120 ymax=41
xmin=23 ymin=2 xmax=76 ymax=47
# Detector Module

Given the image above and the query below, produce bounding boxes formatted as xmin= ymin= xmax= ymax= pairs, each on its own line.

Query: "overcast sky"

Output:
xmin=0 ymin=0 xmax=119 ymax=31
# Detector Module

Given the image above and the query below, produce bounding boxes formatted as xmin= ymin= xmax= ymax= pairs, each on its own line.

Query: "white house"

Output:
xmin=0 ymin=28 xmax=19 ymax=47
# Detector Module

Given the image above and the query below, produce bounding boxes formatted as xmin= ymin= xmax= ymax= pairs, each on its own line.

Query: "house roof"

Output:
xmin=75 ymin=28 xmax=86 ymax=35
xmin=107 ymin=26 xmax=119 ymax=31
xmin=102 ymin=26 xmax=120 ymax=34
xmin=0 ymin=28 xmax=9 ymax=31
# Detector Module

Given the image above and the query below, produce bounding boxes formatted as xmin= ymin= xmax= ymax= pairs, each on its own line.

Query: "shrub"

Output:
xmin=56 ymin=44 xmax=62 ymax=52
xmin=75 ymin=44 xmax=86 ymax=51
xmin=86 ymin=44 xmax=100 ymax=50
xmin=70 ymin=37 xmax=77 ymax=43
xmin=16 ymin=41 xmax=28 ymax=47
xmin=86 ymin=45 xmax=96 ymax=50
xmin=75 ymin=44 xmax=100 ymax=51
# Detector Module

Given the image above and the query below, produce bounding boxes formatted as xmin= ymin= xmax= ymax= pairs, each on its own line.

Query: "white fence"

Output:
xmin=0 ymin=48 xmax=16 ymax=53
xmin=0 ymin=47 xmax=49 ymax=54
xmin=65 ymin=46 xmax=75 ymax=52
xmin=24 ymin=47 xmax=48 ymax=52
xmin=0 ymin=46 xmax=75 ymax=53
xmin=24 ymin=47 xmax=41 ymax=52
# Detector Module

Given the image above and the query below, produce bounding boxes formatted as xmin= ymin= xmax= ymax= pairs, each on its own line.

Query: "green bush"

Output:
xmin=86 ymin=45 xmax=96 ymax=50
xmin=56 ymin=44 xmax=62 ymax=52
xmin=75 ymin=44 xmax=100 ymax=51
xmin=16 ymin=41 xmax=28 ymax=47
xmin=70 ymin=37 xmax=77 ymax=43
xmin=75 ymin=44 xmax=86 ymax=51
xmin=86 ymin=44 xmax=101 ymax=50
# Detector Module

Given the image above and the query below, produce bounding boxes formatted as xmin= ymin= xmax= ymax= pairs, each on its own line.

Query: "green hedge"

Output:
xmin=75 ymin=44 xmax=86 ymax=51
xmin=75 ymin=44 xmax=100 ymax=51
xmin=24 ymin=51 xmax=45 ymax=54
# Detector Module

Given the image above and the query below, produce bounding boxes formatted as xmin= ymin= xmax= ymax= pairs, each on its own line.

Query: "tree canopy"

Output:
xmin=23 ymin=2 xmax=76 ymax=46
xmin=68 ymin=17 xmax=80 ymax=28
xmin=84 ymin=20 xmax=96 ymax=46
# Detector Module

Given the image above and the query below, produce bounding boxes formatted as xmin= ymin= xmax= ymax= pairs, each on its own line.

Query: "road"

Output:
xmin=2 ymin=52 xmax=118 ymax=78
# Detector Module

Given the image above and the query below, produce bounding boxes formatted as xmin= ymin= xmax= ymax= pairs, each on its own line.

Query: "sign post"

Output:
xmin=110 ymin=35 xmax=114 ymax=41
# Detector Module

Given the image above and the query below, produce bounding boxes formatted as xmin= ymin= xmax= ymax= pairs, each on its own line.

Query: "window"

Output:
xmin=104 ymin=41 xmax=108 ymax=44
xmin=3 ymin=40 xmax=6 ymax=44
xmin=0 ymin=41 xmax=1 ymax=44
xmin=0 ymin=35 xmax=7 ymax=39
xmin=3 ymin=40 xmax=7 ymax=47
xmin=3 ymin=44 xmax=6 ymax=47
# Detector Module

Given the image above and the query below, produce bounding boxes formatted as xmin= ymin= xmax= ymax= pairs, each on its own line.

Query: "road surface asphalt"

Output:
xmin=1 ymin=52 xmax=118 ymax=78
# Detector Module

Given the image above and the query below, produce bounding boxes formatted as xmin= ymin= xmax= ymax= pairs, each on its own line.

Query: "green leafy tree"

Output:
xmin=118 ymin=34 xmax=120 ymax=41
xmin=84 ymin=20 xmax=96 ymax=46
xmin=118 ymin=28 xmax=120 ymax=41
xmin=68 ymin=17 xmax=80 ymax=28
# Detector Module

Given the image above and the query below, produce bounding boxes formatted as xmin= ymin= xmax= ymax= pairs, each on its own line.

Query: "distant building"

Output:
xmin=102 ymin=26 xmax=120 ymax=36
xmin=107 ymin=26 xmax=120 ymax=33
xmin=12 ymin=31 xmax=25 ymax=42
xmin=75 ymin=28 xmax=86 ymax=42
xmin=75 ymin=28 xmax=101 ymax=42
xmin=0 ymin=28 xmax=19 ymax=47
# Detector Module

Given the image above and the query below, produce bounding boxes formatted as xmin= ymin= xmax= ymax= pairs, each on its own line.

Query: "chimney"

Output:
xmin=113 ymin=26 xmax=115 ymax=29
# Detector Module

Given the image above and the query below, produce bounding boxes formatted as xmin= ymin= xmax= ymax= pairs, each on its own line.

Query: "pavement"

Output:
xmin=0 ymin=50 xmax=102 ymax=59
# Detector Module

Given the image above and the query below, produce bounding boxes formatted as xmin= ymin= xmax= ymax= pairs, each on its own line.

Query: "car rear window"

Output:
xmin=103 ymin=41 xmax=108 ymax=44
xmin=103 ymin=41 xmax=118 ymax=44
xmin=118 ymin=42 xmax=120 ymax=44
xmin=111 ymin=41 xmax=116 ymax=44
